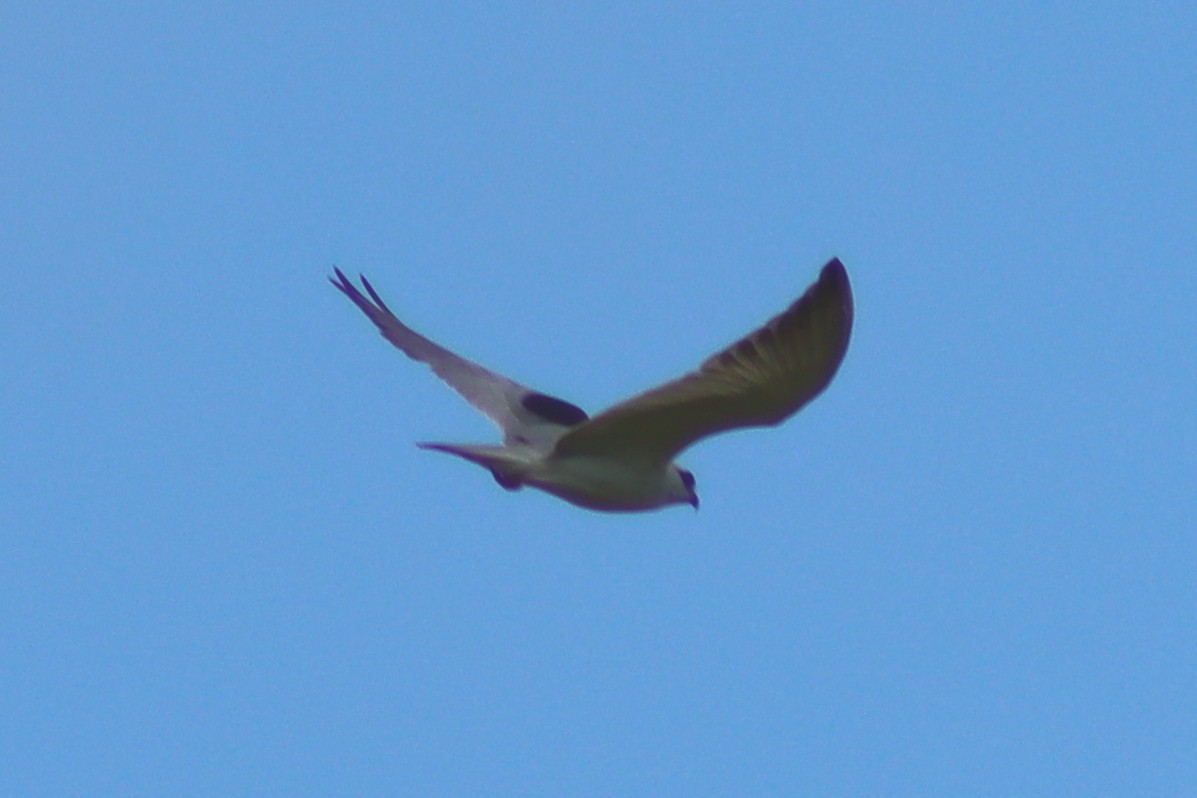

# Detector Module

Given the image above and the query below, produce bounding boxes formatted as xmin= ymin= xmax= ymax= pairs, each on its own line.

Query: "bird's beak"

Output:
xmin=689 ymin=493 xmax=700 ymax=511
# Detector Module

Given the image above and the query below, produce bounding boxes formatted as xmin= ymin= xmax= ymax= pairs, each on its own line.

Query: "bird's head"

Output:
xmin=671 ymin=466 xmax=699 ymax=510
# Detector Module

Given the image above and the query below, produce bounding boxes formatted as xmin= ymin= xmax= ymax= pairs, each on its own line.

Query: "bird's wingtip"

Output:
xmin=821 ymin=256 xmax=847 ymax=280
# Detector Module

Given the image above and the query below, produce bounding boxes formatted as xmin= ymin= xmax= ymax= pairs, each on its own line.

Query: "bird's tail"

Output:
xmin=417 ymin=442 xmax=531 ymax=491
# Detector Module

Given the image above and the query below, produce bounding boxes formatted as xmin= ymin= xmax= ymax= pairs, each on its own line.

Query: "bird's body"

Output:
xmin=331 ymin=258 xmax=852 ymax=512
xmin=418 ymin=441 xmax=692 ymax=512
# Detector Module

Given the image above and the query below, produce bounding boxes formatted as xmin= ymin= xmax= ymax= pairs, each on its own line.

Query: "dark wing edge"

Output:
xmin=552 ymin=257 xmax=853 ymax=463
xmin=329 ymin=268 xmax=442 ymax=364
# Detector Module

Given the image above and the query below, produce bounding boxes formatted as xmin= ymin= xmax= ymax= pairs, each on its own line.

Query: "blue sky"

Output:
xmin=3 ymin=3 xmax=1195 ymax=795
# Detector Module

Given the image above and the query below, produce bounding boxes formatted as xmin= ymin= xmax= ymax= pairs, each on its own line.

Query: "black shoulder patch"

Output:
xmin=521 ymin=392 xmax=589 ymax=426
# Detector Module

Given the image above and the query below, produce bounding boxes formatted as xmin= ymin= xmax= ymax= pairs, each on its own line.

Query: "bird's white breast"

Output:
xmin=525 ymin=455 xmax=674 ymax=512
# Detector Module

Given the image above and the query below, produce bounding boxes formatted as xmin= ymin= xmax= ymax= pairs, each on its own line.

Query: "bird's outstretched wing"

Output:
xmin=330 ymin=269 xmax=588 ymax=448
xmin=552 ymin=258 xmax=852 ymax=465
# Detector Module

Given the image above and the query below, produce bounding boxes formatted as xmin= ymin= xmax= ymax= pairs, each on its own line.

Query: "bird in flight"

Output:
xmin=331 ymin=258 xmax=852 ymax=512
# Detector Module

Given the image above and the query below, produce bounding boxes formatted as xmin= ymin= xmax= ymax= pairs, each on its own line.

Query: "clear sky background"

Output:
xmin=3 ymin=3 xmax=1195 ymax=795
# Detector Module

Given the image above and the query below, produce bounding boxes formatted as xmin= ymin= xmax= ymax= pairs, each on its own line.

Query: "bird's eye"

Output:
xmin=678 ymin=469 xmax=695 ymax=489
